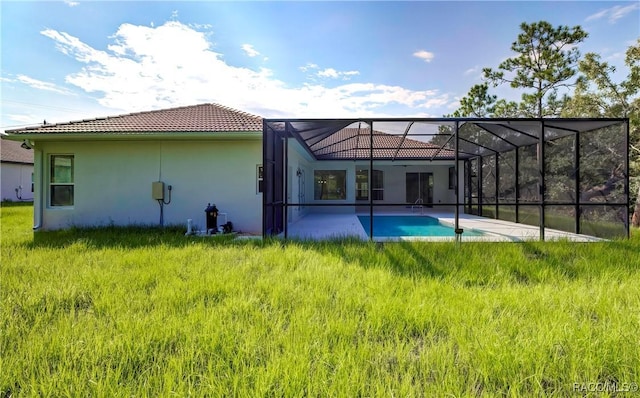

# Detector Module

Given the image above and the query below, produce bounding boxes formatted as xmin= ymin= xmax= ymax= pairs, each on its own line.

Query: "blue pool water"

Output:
xmin=358 ymin=215 xmax=484 ymax=237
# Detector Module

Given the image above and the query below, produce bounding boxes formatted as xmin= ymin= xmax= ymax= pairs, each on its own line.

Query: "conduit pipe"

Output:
xmin=33 ymin=147 xmax=43 ymax=230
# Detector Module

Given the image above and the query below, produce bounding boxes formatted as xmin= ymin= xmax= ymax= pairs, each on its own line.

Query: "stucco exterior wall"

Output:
xmin=1 ymin=162 xmax=34 ymax=201
xmin=290 ymin=157 xmax=462 ymax=213
xmin=285 ymin=140 xmax=313 ymax=223
xmin=35 ymin=139 xmax=263 ymax=233
xmin=358 ymin=162 xmax=457 ymax=206
xmin=307 ymin=161 xmax=358 ymax=214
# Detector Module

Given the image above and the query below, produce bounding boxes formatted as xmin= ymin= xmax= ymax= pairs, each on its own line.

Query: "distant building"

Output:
xmin=0 ymin=138 xmax=34 ymax=202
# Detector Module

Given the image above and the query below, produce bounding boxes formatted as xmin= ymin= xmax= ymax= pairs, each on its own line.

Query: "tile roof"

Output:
xmin=4 ymin=103 xmax=263 ymax=135
xmin=310 ymin=127 xmax=455 ymax=160
xmin=0 ymin=138 xmax=34 ymax=164
xmin=3 ymin=104 xmax=454 ymax=160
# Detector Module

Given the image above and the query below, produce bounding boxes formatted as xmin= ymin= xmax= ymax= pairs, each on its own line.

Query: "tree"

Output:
xmin=450 ymin=83 xmax=522 ymax=118
xmin=450 ymin=83 xmax=497 ymax=117
xmin=563 ymin=39 xmax=640 ymax=227
xmin=492 ymin=99 xmax=521 ymax=118
xmin=449 ymin=22 xmax=637 ymax=232
xmin=483 ymin=21 xmax=588 ymax=117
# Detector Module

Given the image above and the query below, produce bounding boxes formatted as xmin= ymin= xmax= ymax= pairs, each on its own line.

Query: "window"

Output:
xmin=314 ymin=170 xmax=346 ymax=200
xmin=257 ymin=165 xmax=264 ymax=194
xmin=356 ymin=169 xmax=383 ymax=200
xmin=406 ymin=172 xmax=433 ymax=206
xmin=449 ymin=167 xmax=456 ymax=190
xmin=50 ymin=155 xmax=74 ymax=206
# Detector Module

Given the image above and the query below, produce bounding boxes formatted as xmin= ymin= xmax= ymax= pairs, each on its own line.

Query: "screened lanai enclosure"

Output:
xmin=263 ymin=118 xmax=629 ymax=241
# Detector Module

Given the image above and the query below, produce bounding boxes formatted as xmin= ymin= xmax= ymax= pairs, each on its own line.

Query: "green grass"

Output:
xmin=479 ymin=206 xmax=627 ymax=239
xmin=2 ymin=202 xmax=640 ymax=396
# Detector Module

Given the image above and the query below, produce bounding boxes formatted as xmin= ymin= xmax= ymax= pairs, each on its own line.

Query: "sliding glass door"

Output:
xmin=406 ymin=172 xmax=433 ymax=207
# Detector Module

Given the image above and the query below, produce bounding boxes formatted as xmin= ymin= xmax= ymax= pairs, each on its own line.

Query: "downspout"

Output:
xmin=454 ymin=121 xmax=460 ymax=242
xmin=33 ymin=147 xmax=43 ymax=230
xmin=538 ymin=120 xmax=545 ymax=241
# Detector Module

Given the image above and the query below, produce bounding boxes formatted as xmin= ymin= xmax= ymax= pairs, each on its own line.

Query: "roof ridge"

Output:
xmin=345 ymin=127 xmax=441 ymax=148
xmin=4 ymin=103 xmax=264 ymax=133
xmin=207 ymin=103 xmax=263 ymax=120
xmin=67 ymin=103 xmax=263 ymax=124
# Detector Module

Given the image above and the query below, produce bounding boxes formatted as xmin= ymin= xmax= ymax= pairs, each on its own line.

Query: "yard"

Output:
xmin=1 ymin=202 xmax=639 ymax=396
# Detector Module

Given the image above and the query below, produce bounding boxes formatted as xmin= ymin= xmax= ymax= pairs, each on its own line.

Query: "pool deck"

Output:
xmin=284 ymin=211 xmax=604 ymax=242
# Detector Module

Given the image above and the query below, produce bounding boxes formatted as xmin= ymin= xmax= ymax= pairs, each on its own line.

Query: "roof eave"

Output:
xmin=1 ymin=131 xmax=263 ymax=141
xmin=0 ymin=160 xmax=34 ymax=165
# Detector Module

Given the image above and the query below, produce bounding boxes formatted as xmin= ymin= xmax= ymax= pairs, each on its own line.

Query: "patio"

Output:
xmin=264 ymin=118 xmax=630 ymax=241
xmin=284 ymin=211 xmax=604 ymax=242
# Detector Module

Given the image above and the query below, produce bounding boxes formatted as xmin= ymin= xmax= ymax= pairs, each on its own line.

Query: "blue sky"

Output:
xmin=1 ymin=1 xmax=639 ymax=129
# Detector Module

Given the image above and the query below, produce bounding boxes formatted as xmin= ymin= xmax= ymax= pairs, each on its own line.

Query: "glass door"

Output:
xmin=406 ymin=172 xmax=433 ymax=207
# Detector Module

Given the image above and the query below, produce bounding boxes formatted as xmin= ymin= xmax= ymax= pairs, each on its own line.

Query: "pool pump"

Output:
xmin=205 ymin=203 xmax=219 ymax=234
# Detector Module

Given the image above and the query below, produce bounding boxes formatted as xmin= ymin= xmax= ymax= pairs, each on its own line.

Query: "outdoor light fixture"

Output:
xmin=20 ymin=140 xmax=33 ymax=150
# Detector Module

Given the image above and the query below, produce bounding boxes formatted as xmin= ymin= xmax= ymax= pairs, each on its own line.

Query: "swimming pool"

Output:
xmin=357 ymin=215 xmax=485 ymax=237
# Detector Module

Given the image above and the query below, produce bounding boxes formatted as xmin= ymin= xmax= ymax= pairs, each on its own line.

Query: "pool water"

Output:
xmin=357 ymin=215 xmax=484 ymax=237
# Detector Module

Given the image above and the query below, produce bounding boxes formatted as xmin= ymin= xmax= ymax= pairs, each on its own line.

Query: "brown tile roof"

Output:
xmin=310 ymin=127 xmax=455 ymax=160
xmin=4 ymin=103 xmax=263 ymax=135
xmin=4 ymin=104 xmax=453 ymax=160
xmin=0 ymin=138 xmax=34 ymax=164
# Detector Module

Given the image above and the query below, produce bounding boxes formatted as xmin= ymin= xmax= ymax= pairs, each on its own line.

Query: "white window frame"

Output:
xmin=314 ymin=170 xmax=347 ymax=200
xmin=257 ymin=165 xmax=264 ymax=194
xmin=49 ymin=154 xmax=74 ymax=207
xmin=356 ymin=169 xmax=384 ymax=201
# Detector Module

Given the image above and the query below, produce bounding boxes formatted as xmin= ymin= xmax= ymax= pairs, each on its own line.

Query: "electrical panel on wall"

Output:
xmin=152 ymin=181 xmax=165 ymax=200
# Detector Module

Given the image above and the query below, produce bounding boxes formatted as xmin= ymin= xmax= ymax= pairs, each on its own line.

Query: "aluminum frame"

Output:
xmin=263 ymin=117 xmax=630 ymax=240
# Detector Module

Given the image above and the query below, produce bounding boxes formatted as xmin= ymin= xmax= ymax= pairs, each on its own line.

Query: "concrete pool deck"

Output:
xmin=283 ymin=212 xmax=604 ymax=242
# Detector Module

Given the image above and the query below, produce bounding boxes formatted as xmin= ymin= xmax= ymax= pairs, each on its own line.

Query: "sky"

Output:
xmin=1 ymin=1 xmax=639 ymax=130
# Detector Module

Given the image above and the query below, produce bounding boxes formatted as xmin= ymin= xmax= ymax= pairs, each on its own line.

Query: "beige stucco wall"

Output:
xmin=35 ymin=139 xmax=263 ymax=233
xmin=285 ymin=136 xmax=466 ymax=216
xmin=285 ymin=140 xmax=313 ymax=223
xmin=289 ymin=158 xmax=463 ymax=213
xmin=1 ymin=162 xmax=34 ymax=201
xmin=31 ymin=135 xmax=466 ymax=233
xmin=350 ymin=162 xmax=454 ymax=205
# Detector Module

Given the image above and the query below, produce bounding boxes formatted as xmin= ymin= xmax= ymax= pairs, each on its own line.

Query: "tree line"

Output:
xmin=446 ymin=21 xmax=640 ymax=228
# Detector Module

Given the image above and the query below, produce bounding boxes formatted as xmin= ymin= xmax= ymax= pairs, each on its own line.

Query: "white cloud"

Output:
xmin=6 ymin=113 xmax=40 ymax=124
xmin=299 ymin=63 xmax=318 ymax=72
xmin=586 ymin=3 xmax=640 ymax=23
xmin=64 ymin=0 xmax=79 ymax=7
xmin=314 ymin=67 xmax=360 ymax=80
xmin=464 ymin=66 xmax=480 ymax=76
xmin=241 ymin=44 xmax=260 ymax=57
xmin=608 ymin=3 xmax=640 ymax=22
xmin=190 ymin=23 xmax=213 ymax=30
xmin=318 ymin=68 xmax=338 ymax=78
xmin=585 ymin=9 xmax=608 ymax=22
xmin=605 ymin=51 xmax=625 ymax=61
xmin=40 ymin=21 xmax=448 ymax=118
xmin=413 ymin=50 xmax=435 ymax=63
xmin=15 ymin=75 xmax=74 ymax=95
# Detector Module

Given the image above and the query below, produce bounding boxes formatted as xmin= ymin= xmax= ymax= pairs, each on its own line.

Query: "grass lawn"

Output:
xmin=2 ymin=202 xmax=640 ymax=396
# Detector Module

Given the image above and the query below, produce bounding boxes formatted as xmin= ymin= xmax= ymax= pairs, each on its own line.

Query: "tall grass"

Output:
xmin=2 ymin=202 xmax=640 ymax=396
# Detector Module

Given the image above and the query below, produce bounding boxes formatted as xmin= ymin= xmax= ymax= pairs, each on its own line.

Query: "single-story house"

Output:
xmin=2 ymin=103 xmax=630 ymax=240
xmin=2 ymin=104 xmax=264 ymax=233
xmin=0 ymin=138 xmax=34 ymax=202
